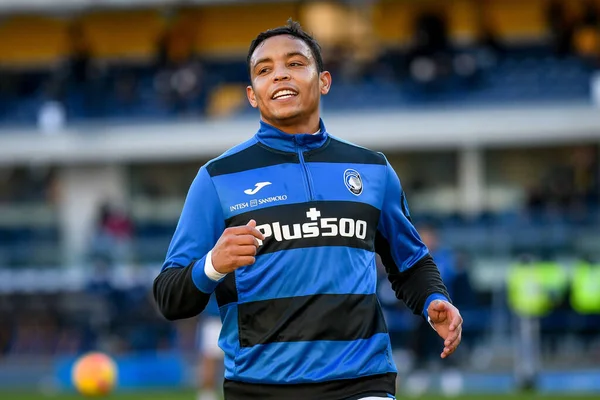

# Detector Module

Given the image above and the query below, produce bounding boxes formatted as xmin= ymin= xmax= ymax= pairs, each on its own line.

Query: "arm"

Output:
xmin=153 ymin=166 xmax=225 ymax=321
xmin=375 ymin=157 xmax=450 ymax=319
xmin=376 ymin=157 xmax=462 ymax=358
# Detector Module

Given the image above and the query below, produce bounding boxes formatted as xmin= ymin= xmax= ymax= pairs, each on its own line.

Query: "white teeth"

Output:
xmin=273 ymin=90 xmax=297 ymax=99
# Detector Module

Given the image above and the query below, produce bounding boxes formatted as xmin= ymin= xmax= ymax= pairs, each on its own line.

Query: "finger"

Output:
xmin=444 ymin=329 xmax=460 ymax=346
xmin=449 ymin=313 xmax=463 ymax=332
xmin=232 ymin=235 xmax=260 ymax=247
xmin=442 ymin=344 xmax=457 ymax=358
xmin=233 ymin=245 xmax=258 ymax=256
xmin=248 ymin=227 xmax=265 ymax=241
xmin=431 ymin=300 xmax=447 ymax=311
xmin=444 ymin=333 xmax=462 ymax=349
xmin=247 ymin=219 xmax=257 ymax=228
xmin=444 ymin=331 xmax=462 ymax=352
xmin=236 ymin=256 xmax=256 ymax=267
xmin=441 ymin=347 xmax=454 ymax=358
xmin=428 ymin=309 xmax=447 ymax=324
xmin=228 ymin=225 xmax=265 ymax=241
xmin=441 ymin=344 xmax=456 ymax=358
xmin=427 ymin=301 xmax=448 ymax=322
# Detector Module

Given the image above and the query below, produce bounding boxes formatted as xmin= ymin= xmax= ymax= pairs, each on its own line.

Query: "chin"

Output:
xmin=271 ymin=109 xmax=304 ymax=123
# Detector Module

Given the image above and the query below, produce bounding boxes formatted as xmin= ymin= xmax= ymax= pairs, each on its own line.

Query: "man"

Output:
xmin=409 ymin=224 xmax=463 ymax=396
xmin=196 ymin=295 xmax=224 ymax=400
xmin=153 ymin=19 xmax=463 ymax=400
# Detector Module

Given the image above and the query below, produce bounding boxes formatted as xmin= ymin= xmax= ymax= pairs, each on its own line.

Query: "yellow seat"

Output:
xmin=80 ymin=10 xmax=164 ymax=61
xmin=0 ymin=15 xmax=69 ymax=67
xmin=189 ymin=3 xmax=299 ymax=57
xmin=207 ymin=84 xmax=247 ymax=118
xmin=574 ymin=26 xmax=600 ymax=57
xmin=482 ymin=0 xmax=546 ymax=40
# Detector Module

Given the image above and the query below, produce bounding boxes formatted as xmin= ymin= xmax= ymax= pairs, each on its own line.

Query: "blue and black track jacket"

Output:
xmin=153 ymin=119 xmax=450 ymax=400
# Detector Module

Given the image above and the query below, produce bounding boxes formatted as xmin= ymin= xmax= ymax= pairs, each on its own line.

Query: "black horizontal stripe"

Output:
xmin=224 ymin=372 xmax=396 ymax=400
xmin=238 ymin=293 xmax=387 ymax=347
xmin=226 ymin=201 xmax=380 ymax=255
xmin=215 ymin=272 xmax=237 ymax=307
xmin=206 ymin=143 xmax=298 ymax=177
xmin=305 ymin=137 xmax=387 ymax=165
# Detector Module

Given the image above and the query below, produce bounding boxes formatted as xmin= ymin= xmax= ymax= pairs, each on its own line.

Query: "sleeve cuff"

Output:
xmin=191 ymin=251 xmax=225 ymax=293
xmin=204 ymin=250 xmax=227 ymax=281
xmin=423 ymin=293 xmax=451 ymax=321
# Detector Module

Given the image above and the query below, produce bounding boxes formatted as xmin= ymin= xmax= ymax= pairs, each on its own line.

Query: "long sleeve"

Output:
xmin=153 ymin=166 xmax=226 ymax=321
xmin=375 ymin=157 xmax=450 ymax=318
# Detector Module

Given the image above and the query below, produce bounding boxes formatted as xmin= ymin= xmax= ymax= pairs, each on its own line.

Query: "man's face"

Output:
xmin=247 ymin=35 xmax=331 ymax=128
xmin=420 ymin=228 xmax=438 ymax=251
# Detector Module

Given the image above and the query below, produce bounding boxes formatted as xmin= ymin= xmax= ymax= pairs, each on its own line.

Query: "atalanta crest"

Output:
xmin=344 ymin=169 xmax=363 ymax=196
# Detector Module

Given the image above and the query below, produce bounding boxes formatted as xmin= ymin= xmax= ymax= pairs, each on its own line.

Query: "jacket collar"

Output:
xmin=255 ymin=119 xmax=329 ymax=153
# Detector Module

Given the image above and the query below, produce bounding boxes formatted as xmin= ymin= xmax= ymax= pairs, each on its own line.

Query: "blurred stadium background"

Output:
xmin=0 ymin=0 xmax=600 ymax=398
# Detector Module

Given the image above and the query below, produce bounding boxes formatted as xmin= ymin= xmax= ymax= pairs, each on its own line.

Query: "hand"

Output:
xmin=427 ymin=300 xmax=463 ymax=359
xmin=211 ymin=220 xmax=265 ymax=274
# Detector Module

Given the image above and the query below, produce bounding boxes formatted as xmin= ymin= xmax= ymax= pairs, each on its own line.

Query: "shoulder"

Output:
xmin=206 ymin=136 xmax=259 ymax=166
xmin=203 ymin=136 xmax=260 ymax=177
xmin=311 ymin=134 xmax=387 ymax=165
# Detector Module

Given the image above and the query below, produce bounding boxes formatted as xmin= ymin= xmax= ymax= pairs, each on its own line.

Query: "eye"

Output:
xmin=258 ymin=67 xmax=270 ymax=75
xmin=289 ymin=62 xmax=303 ymax=67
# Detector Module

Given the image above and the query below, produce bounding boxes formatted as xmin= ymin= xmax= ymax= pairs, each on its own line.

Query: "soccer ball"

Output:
xmin=71 ymin=352 xmax=118 ymax=397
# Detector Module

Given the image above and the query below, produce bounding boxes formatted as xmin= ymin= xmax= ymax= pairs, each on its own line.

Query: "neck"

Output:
xmin=261 ymin=113 xmax=321 ymax=135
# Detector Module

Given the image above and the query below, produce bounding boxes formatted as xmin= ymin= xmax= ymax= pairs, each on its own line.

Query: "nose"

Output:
xmin=273 ymin=65 xmax=291 ymax=82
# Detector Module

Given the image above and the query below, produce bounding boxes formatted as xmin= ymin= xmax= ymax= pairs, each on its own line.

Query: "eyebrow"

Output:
xmin=253 ymin=51 xmax=309 ymax=69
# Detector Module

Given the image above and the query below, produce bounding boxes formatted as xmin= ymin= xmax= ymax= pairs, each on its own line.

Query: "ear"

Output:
xmin=246 ymin=85 xmax=258 ymax=108
xmin=319 ymin=71 xmax=332 ymax=95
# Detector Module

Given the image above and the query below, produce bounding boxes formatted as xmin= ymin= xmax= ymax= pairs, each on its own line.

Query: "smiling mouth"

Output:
xmin=272 ymin=89 xmax=298 ymax=100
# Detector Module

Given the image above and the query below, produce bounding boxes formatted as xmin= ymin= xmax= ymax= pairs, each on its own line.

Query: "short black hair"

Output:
xmin=247 ymin=18 xmax=324 ymax=80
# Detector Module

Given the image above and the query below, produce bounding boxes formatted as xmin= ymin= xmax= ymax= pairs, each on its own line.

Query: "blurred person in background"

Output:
xmin=65 ymin=21 xmax=107 ymax=119
xmin=89 ymin=202 xmax=134 ymax=265
xmin=154 ymin=19 xmax=462 ymax=400
xmin=507 ymin=254 xmax=568 ymax=391
xmin=154 ymin=20 xmax=207 ymax=117
xmin=418 ymin=225 xmax=456 ymax=289
xmin=407 ymin=224 xmax=464 ymax=397
xmin=546 ymin=0 xmax=575 ymax=57
xmin=569 ymin=257 xmax=600 ymax=355
xmin=405 ymin=11 xmax=454 ymax=93
xmin=196 ymin=295 xmax=224 ymax=400
xmin=573 ymin=0 xmax=600 ymax=65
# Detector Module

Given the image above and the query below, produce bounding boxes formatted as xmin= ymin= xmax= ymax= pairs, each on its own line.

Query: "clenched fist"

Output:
xmin=212 ymin=219 xmax=265 ymax=274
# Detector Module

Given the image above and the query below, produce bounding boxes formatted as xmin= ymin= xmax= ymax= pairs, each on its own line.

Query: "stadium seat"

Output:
xmin=574 ymin=26 xmax=600 ymax=58
xmin=79 ymin=10 xmax=164 ymax=61
xmin=0 ymin=15 xmax=69 ymax=67
xmin=206 ymin=84 xmax=247 ymax=118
